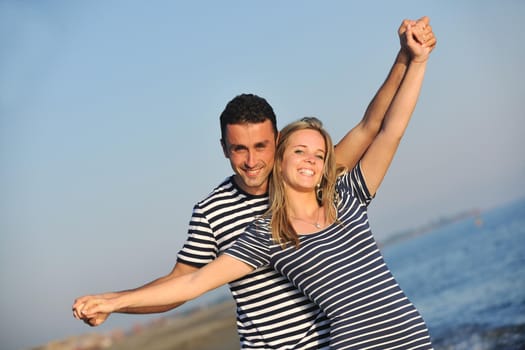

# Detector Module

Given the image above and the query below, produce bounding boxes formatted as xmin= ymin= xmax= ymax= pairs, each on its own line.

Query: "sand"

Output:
xmin=106 ymin=300 xmax=240 ymax=350
xmin=33 ymin=300 xmax=240 ymax=350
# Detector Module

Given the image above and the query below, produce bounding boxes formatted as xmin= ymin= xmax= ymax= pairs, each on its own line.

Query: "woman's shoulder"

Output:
xmin=246 ymin=215 xmax=272 ymax=234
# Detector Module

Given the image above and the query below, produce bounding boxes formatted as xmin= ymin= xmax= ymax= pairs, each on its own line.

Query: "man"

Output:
xmin=74 ymin=17 xmax=436 ymax=349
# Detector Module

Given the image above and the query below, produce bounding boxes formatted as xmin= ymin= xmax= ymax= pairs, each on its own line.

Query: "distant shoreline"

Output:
xmin=378 ymin=208 xmax=482 ymax=248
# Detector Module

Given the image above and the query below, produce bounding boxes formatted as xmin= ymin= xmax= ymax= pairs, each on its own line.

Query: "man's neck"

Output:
xmin=232 ymin=175 xmax=269 ymax=196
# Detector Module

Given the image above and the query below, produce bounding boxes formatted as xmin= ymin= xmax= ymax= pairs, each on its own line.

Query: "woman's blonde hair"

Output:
xmin=268 ymin=117 xmax=346 ymax=248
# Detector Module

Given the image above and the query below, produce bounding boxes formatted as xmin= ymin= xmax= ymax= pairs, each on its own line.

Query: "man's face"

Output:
xmin=222 ymin=119 xmax=277 ymax=195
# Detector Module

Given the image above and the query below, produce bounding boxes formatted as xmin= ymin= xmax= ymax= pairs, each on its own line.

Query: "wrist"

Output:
xmin=411 ymin=56 xmax=429 ymax=64
xmin=396 ymin=49 xmax=410 ymax=65
xmin=111 ymin=295 xmax=128 ymax=312
xmin=408 ymin=59 xmax=428 ymax=71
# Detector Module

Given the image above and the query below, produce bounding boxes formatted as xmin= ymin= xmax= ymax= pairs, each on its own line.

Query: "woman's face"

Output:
xmin=280 ymin=129 xmax=326 ymax=194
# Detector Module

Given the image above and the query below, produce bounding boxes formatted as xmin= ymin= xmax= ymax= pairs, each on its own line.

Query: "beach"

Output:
xmin=34 ymin=199 xmax=525 ymax=350
xmin=34 ymin=300 xmax=239 ymax=350
xmin=105 ymin=300 xmax=239 ymax=350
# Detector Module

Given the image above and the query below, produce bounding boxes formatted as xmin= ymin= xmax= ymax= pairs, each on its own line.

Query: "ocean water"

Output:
xmin=381 ymin=198 xmax=525 ymax=350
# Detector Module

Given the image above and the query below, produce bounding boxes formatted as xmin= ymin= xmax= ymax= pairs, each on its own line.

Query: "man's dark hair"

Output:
xmin=220 ymin=93 xmax=278 ymax=141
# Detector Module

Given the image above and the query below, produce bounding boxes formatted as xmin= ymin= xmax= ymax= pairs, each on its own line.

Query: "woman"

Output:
xmin=226 ymin=117 xmax=433 ymax=349
xmin=76 ymin=23 xmax=434 ymax=349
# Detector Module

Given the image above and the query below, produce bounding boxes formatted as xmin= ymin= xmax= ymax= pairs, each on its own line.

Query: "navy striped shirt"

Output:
xmin=226 ymin=164 xmax=434 ymax=349
xmin=177 ymin=176 xmax=331 ymax=349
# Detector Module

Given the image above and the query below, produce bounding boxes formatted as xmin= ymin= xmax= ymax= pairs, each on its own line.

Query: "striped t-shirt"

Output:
xmin=226 ymin=165 xmax=434 ymax=350
xmin=177 ymin=176 xmax=331 ymax=349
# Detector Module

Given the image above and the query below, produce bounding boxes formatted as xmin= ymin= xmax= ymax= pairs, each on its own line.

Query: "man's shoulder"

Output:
xmin=194 ymin=176 xmax=268 ymax=211
xmin=194 ymin=176 xmax=236 ymax=207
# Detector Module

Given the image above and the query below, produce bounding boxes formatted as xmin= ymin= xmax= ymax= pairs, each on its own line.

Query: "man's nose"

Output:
xmin=244 ymin=151 xmax=257 ymax=167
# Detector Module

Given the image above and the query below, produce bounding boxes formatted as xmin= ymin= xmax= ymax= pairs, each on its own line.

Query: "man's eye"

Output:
xmin=232 ymin=147 xmax=247 ymax=153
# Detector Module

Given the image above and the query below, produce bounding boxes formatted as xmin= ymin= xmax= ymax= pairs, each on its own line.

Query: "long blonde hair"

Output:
xmin=268 ymin=117 xmax=346 ymax=248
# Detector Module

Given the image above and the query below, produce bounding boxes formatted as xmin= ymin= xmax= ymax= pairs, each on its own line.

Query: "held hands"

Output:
xmin=398 ymin=16 xmax=437 ymax=63
xmin=72 ymin=295 xmax=113 ymax=327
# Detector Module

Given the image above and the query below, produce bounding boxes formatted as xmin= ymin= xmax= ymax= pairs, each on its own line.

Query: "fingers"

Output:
xmin=398 ymin=18 xmax=416 ymax=36
xmin=72 ymin=295 xmax=105 ymax=320
xmin=407 ymin=24 xmax=432 ymax=63
xmin=395 ymin=16 xmax=438 ymax=60
xmin=73 ymin=294 xmax=112 ymax=327
xmin=72 ymin=295 xmax=92 ymax=319
xmin=79 ymin=298 xmax=100 ymax=317
xmin=405 ymin=24 xmax=416 ymax=46
xmin=399 ymin=16 xmax=432 ymax=50
xmin=416 ymin=16 xmax=430 ymax=26
xmin=415 ymin=19 xmax=437 ymax=52
xmin=72 ymin=304 xmax=84 ymax=320
xmin=425 ymin=34 xmax=437 ymax=52
xmin=82 ymin=313 xmax=108 ymax=327
xmin=411 ymin=19 xmax=437 ymax=51
xmin=412 ymin=20 xmax=428 ymax=45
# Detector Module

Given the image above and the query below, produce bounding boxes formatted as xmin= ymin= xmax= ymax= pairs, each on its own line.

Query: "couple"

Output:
xmin=74 ymin=17 xmax=437 ymax=349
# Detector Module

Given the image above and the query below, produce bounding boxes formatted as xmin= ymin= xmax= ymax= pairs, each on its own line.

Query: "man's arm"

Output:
xmin=76 ymin=255 xmax=253 ymax=319
xmin=360 ymin=22 xmax=434 ymax=195
xmin=334 ymin=17 xmax=434 ymax=169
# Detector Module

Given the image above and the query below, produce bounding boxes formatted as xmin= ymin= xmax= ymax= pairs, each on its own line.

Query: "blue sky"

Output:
xmin=1 ymin=1 xmax=524 ymax=349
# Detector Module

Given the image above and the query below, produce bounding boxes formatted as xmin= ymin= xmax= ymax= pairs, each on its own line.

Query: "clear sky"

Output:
xmin=1 ymin=1 xmax=524 ymax=349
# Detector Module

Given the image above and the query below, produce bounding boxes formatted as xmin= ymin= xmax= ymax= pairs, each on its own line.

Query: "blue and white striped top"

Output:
xmin=226 ymin=164 xmax=434 ymax=349
xmin=177 ymin=176 xmax=331 ymax=349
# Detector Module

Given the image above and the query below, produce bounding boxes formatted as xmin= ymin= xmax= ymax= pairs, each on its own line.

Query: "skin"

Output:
xmin=282 ymin=129 xmax=328 ymax=230
xmin=221 ymin=119 xmax=277 ymax=195
xmin=281 ymin=129 xmax=326 ymax=196
xmin=73 ymin=17 xmax=436 ymax=327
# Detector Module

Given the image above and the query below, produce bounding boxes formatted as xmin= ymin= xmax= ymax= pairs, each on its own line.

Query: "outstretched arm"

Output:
xmin=75 ymin=255 xmax=253 ymax=319
xmin=335 ymin=16 xmax=435 ymax=170
xmin=361 ymin=23 xmax=435 ymax=195
xmin=72 ymin=261 xmax=199 ymax=326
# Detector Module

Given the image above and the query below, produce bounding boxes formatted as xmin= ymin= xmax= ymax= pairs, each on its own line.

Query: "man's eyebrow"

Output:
xmin=229 ymin=143 xmax=248 ymax=150
xmin=255 ymin=140 xmax=271 ymax=146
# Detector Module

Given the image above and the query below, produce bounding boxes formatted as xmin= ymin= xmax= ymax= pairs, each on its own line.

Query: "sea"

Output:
xmin=381 ymin=197 xmax=525 ymax=350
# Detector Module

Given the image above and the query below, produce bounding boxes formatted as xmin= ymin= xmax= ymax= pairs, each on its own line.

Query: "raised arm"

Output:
xmin=75 ymin=255 xmax=253 ymax=318
xmin=360 ymin=22 xmax=435 ymax=195
xmin=334 ymin=16 xmax=435 ymax=170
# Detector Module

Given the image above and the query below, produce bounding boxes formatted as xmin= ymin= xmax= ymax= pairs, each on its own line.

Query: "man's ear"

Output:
xmin=220 ymin=139 xmax=229 ymax=158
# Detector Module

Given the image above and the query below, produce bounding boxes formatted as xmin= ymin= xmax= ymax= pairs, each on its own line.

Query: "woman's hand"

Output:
xmin=73 ymin=294 xmax=114 ymax=325
xmin=399 ymin=16 xmax=437 ymax=62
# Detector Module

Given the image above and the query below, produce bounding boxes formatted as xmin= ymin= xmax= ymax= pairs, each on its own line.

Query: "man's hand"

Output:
xmin=73 ymin=295 xmax=119 ymax=320
xmin=404 ymin=21 xmax=435 ymax=63
xmin=73 ymin=294 xmax=111 ymax=327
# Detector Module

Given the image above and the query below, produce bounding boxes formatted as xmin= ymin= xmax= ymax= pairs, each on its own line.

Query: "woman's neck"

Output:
xmin=286 ymin=191 xmax=318 ymax=216
xmin=286 ymin=192 xmax=325 ymax=230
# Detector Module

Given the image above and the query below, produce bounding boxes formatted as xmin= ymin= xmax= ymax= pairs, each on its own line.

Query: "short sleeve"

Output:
xmin=224 ymin=219 xmax=271 ymax=269
xmin=177 ymin=203 xmax=219 ymax=267
xmin=337 ymin=162 xmax=374 ymax=206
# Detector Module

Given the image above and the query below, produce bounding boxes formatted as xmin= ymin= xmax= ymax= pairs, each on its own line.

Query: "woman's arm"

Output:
xmin=76 ymin=255 xmax=254 ymax=318
xmin=360 ymin=23 xmax=435 ymax=195
xmin=72 ymin=262 xmax=200 ymax=326
xmin=334 ymin=17 xmax=436 ymax=170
